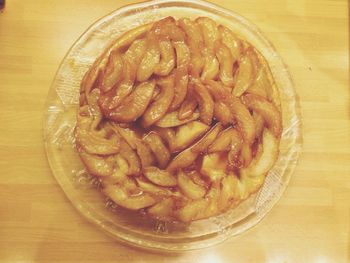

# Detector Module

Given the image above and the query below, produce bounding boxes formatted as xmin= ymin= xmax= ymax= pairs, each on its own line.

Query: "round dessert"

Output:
xmin=75 ymin=16 xmax=282 ymax=222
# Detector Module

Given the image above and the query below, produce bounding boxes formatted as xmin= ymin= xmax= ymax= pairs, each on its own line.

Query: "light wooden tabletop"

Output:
xmin=0 ymin=0 xmax=349 ymax=262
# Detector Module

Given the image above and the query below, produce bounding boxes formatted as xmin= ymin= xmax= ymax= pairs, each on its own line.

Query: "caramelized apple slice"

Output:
xmin=200 ymin=48 xmax=219 ymax=81
xmin=253 ymin=112 xmax=265 ymax=138
xmin=148 ymin=198 xmax=174 ymax=220
xmin=219 ymin=175 xmax=237 ymax=210
xmin=169 ymin=65 xmax=189 ymax=111
xmin=105 ymin=39 xmax=147 ymax=109
xmin=196 ymin=17 xmax=219 ymax=51
xmin=81 ymin=22 xmax=153 ymax=94
xmin=241 ymin=129 xmax=279 ymax=177
xmin=141 ymin=75 xmax=175 ymax=127
xmin=200 ymin=152 xmax=227 ymax=182
xmin=102 ymin=155 xmax=129 ymax=185
xmin=213 ymin=102 xmax=233 ymax=126
xmin=191 ymin=122 xmax=223 ymax=153
xmin=178 ymin=18 xmax=204 ymax=77
xmin=227 ymin=131 xmax=243 ymax=168
xmin=242 ymin=94 xmax=282 ymax=137
xmin=154 ymin=39 xmax=175 ymax=76
xmin=166 ymin=148 xmax=198 ymax=174
xmin=208 ymin=127 xmax=238 ymax=153
xmin=143 ymin=132 xmax=170 ymax=169
xmin=137 ymin=36 xmax=160 ymax=82
xmin=177 ymin=170 xmax=206 ymax=199
xmin=110 ymin=124 xmax=138 ymax=149
xmin=201 ymin=183 xmax=220 ymax=218
xmin=206 ymin=80 xmax=255 ymax=144
xmin=75 ymin=127 xmax=120 ymax=155
xmin=107 ymin=81 xmax=156 ymax=122
xmin=136 ymin=178 xmax=172 ymax=196
xmin=103 ymin=184 xmax=156 ymax=210
xmin=173 ymin=121 xmax=209 ymax=152
xmin=192 ymin=79 xmax=214 ymax=125
xmin=135 ymin=140 xmax=155 ymax=168
xmin=176 ymin=199 xmax=208 ymax=222
xmin=155 ymin=110 xmax=200 ymax=128
xmin=104 ymin=59 xmax=138 ymax=110
xmin=232 ymin=54 xmax=254 ymax=97
xmin=254 ymin=48 xmax=281 ymax=108
xmin=247 ymin=67 xmax=268 ymax=98
xmin=100 ymin=50 xmax=123 ymax=93
xmin=151 ymin=17 xmax=185 ymax=42
xmin=218 ymin=25 xmax=242 ymax=62
xmin=240 ymin=142 xmax=253 ymax=167
xmin=81 ymin=56 xmax=104 ymax=96
xmin=119 ymin=140 xmax=141 ymax=175
xmin=196 ymin=17 xmax=220 ymax=80
xmin=215 ymin=42 xmax=235 ymax=86
xmin=78 ymin=148 xmax=114 ymax=177
xmin=143 ymin=166 xmax=177 ymax=187
xmin=173 ymin=41 xmax=191 ymax=67
xmin=109 ymin=22 xmax=153 ymax=53
xmin=152 ymin=127 xmax=176 ymax=151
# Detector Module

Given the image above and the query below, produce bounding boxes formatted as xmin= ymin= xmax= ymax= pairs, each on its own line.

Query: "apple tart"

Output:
xmin=75 ymin=16 xmax=282 ymax=222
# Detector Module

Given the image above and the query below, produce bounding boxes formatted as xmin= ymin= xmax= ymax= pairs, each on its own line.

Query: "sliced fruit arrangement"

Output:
xmin=76 ymin=16 xmax=282 ymax=223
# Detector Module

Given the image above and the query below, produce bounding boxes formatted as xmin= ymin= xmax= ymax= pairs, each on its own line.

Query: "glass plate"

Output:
xmin=43 ymin=0 xmax=302 ymax=252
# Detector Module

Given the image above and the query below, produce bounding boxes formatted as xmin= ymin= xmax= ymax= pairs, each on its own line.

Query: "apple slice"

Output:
xmin=173 ymin=41 xmax=190 ymax=68
xmin=101 ymin=155 xmax=129 ymax=185
xmin=143 ymin=132 xmax=170 ymax=169
xmin=242 ymin=94 xmax=282 ymax=138
xmin=232 ymin=53 xmax=254 ymax=97
xmin=176 ymin=199 xmax=208 ymax=222
xmin=253 ymin=112 xmax=265 ymax=138
xmin=218 ymin=175 xmax=237 ymax=210
xmin=177 ymin=170 xmax=207 ymax=199
xmin=100 ymin=50 xmax=123 ymax=93
xmin=103 ymin=184 xmax=156 ymax=210
xmin=241 ymin=129 xmax=279 ymax=177
xmin=143 ymin=166 xmax=177 ymax=187
xmin=166 ymin=148 xmax=198 ymax=174
xmin=218 ymin=25 xmax=242 ymax=62
xmin=136 ymin=35 xmax=160 ymax=82
xmin=172 ymin=121 xmax=209 ymax=152
xmin=200 ymin=152 xmax=227 ymax=182
xmin=141 ymin=74 xmax=175 ymax=127
xmin=152 ymin=127 xmax=175 ymax=151
xmin=155 ymin=110 xmax=200 ymax=128
xmin=196 ymin=17 xmax=219 ymax=51
xmin=178 ymin=18 xmax=204 ymax=76
xmin=208 ymin=127 xmax=241 ymax=153
xmin=200 ymin=48 xmax=219 ymax=81
xmin=206 ymin=80 xmax=255 ymax=144
xmin=136 ymin=178 xmax=173 ymax=196
xmin=103 ymin=59 xmax=138 ymax=110
xmin=78 ymin=147 xmax=114 ymax=177
xmin=213 ymin=102 xmax=233 ymax=126
xmin=135 ymin=140 xmax=156 ymax=168
xmin=119 ymin=139 xmax=141 ymax=175
xmin=148 ymin=198 xmax=174 ymax=220
xmin=191 ymin=122 xmax=223 ymax=153
xmin=192 ymin=79 xmax=214 ymax=125
xmin=75 ymin=127 xmax=120 ymax=155
xmin=215 ymin=41 xmax=235 ymax=87
xmin=151 ymin=16 xmax=185 ymax=42
xmin=169 ymin=65 xmax=189 ymax=111
xmin=107 ymin=80 xmax=156 ymax=122
xmin=154 ymin=39 xmax=175 ymax=76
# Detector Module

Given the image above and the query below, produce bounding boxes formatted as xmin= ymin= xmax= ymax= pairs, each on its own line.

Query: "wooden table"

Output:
xmin=0 ymin=0 xmax=348 ymax=262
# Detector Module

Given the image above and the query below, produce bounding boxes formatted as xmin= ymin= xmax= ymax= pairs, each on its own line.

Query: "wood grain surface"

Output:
xmin=0 ymin=0 xmax=348 ymax=262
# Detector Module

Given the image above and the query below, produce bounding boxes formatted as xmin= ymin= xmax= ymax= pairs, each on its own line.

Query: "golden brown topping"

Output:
xmin=76 ymin=16 xmax=282 ymax=222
